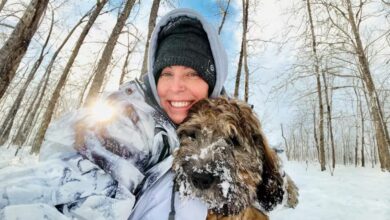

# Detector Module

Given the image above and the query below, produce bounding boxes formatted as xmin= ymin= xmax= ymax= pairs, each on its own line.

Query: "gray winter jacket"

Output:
xmin=0 ymin=8 xmax=228 ymax=220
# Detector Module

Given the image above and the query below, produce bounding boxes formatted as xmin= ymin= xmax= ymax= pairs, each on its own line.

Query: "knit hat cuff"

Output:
xmin=154 ymin=56 xmax=216 ymax=92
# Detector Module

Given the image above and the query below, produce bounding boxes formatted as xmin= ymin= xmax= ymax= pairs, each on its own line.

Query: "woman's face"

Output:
xmin=157 ymin=65 xmax=209 ymax=124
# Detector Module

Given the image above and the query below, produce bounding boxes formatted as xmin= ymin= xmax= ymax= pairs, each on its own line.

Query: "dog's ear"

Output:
xmin=234 ymin=100 xmax=285 ymax=211
xmin=254 ymin=133 xmax=285 ymax=211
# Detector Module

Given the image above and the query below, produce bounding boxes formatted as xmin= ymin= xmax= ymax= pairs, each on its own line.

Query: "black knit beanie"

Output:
xmin=153 ymin=16 xmax=216 ymax=93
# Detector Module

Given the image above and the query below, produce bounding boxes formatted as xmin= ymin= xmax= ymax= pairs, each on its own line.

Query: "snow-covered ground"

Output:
xmin=0 ymin=146 xmax=38 ymax=169
xmin=270 ymin=160 xmax=390 ymax=220
xmin=1 ymin=146 xmax=389 ymax=220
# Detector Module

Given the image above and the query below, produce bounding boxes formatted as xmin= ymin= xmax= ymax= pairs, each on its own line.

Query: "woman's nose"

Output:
xmin=170 ymin=77 xmax=185 ymax=92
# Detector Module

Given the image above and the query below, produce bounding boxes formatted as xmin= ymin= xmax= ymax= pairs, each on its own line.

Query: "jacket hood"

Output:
xmin=147 ymin=8 xmax=228 ymax=105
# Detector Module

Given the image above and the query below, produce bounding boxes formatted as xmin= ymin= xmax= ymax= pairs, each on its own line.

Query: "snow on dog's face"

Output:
xmin=173 ymin=98 xmax=284 ymax=215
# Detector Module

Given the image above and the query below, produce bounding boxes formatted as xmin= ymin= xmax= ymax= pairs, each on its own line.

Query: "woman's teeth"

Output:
xmin=170 ymin=101 xmax=191 ymax=108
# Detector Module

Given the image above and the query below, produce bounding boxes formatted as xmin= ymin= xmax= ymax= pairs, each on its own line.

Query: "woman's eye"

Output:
xmin=160 ymin=72 xmax=172 ymax=77
xmin=187 ymin=72 xmax=200 ymax=78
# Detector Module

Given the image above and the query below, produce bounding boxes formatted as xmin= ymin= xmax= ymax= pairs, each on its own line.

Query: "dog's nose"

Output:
xmin=191 ymin=172 xmax=215 ymax=189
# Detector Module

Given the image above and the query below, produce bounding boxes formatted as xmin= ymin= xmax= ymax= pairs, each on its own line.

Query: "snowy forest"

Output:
xmin=0 ymin=0 xmax=390 ymax=219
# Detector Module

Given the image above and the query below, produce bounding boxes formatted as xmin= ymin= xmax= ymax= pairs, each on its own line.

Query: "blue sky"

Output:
xmin=175 ymin=0 xmax=241 ymax=74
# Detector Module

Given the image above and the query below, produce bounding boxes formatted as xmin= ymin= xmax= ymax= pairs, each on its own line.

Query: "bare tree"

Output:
xmin=234 ymin=40 xmax=244 ymax=98
xmin=11 ymin=5 xmax=92 ymax=147
xmin=31 ymin=0 xmax=108 ymax=154
xmin=242 ymin=0 xmax=250 ymax=102
xmin=321 ymin=67 xmax=336 ymax=169
xmin=306 ymin=0 xmax=326 ymax=171
xmin=279 ymin=0 xmax=390 ymax=170
xmin=12 ymin=71 xmax=47 ymax=148
xmin=342 ymin=0 xmax=390 ymax=171
xmin=0 ymin=0 xmax=7 ymax=13
xmin=0 ymin=0 xmax=49 ymax=99
xmin=85 ymin=0 xmax=136 ymax=106
xmin=119 ymin=31 xmax=139 ymax=85
xmin=354 ymin=86 xmax=366 ymax=167
xmin=217 ymin=0 xmax=231 ymax=35
xmin=0 ymin=10 xmax=54 ymax=145
xmin=281 ymin=123 xmax=290 ymax=159
xmin=234 ymin=0 xmax=249 ymax=99
xmin=140 ymin=0 xmax=161 ymax=77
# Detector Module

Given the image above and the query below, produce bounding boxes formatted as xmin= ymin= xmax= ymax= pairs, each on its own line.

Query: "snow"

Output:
xmin=1 ymin=147 xmax=389 ymax=220
xmin=219 ymin=181 xmax=230 ymax=198
xmin=270 ymin=160 xmax=390 ymax=220
xmin=0 ymin=146 xmax=38 ymax=169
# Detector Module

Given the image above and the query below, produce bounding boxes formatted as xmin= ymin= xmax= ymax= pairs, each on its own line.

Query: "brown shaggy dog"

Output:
xmin=173 ymin=98 xmax=298 ymax=220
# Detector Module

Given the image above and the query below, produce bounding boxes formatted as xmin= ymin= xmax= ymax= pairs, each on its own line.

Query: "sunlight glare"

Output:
xmin=89 ymin=100 xmax=116 ymax=123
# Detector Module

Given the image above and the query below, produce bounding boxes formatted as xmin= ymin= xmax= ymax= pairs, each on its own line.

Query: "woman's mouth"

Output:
xmin=169 ymin=101 xmax=192 ymax=108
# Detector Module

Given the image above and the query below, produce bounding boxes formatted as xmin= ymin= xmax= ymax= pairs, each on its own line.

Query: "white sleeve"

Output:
xmin=0 ymin=203 xmax=70 ymax=220
xmin=129 ymin=171 xmax=208 ymax=220
xmin=0 ymin=155 xmax=135 ymax=220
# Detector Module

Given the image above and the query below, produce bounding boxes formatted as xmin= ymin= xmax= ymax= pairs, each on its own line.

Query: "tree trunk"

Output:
xmin=313 ymin=108 xmax=320 ymax=160
xmin=12 ymin=9 xmax=89 ymax=147
xmin=0 ymin=0 xmax=8 ymax=12
xmin=85 ymin=0 xmax=136 ymax=106
xmin=11 ymin=74 xmax=44 ymax=146
xmin=355 ymin=123 xmax=359 ymax=167
xmin=345 ymin=0 xmax=390 ymax=171
xmin=306 ymin=0 xmax=326 ymax=171
xmin=244 ymin=52 xmax=249 ymax=102
xmin=0 ymin=0 xmax=49 ymax=99
xmin=31 ymin=0 xmax=108 ymax=154
xmin=354 ymin=87 xmax=366 ymax=167
xmin=243 ymin=0 xmax=249 ymax=102
xmin=234 ymin=0 xmax=249 ymax=99
xmin=119 ymin=39 xmax=138 ymax=85
xmin=218 ymin=0 xmax=231 ymax=35
xmin=321 ymin=69 xmax=336 ymax=169
xmin=140 ymin=0 xmax=161 ymax=77
xmin=360 ymin=93 xmax=365 ymax=167
xmin=375 ymin=91 xmax=390 ymax=150
xmin=234 ymin=40 xmax=244 ymax=98
xmin=281 ymin=124 xmax=290 ymax=159
xmin=0 ymin=10 xmax=54 ymax=145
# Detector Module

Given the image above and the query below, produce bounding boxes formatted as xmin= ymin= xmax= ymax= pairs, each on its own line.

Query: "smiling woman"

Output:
xmin=0 ymin=8 xmax=232 ymax=220
xmin=157 ymin=66 xmax=209 ymax=124
xmin=151 ymin=14 xmax=217 ymax=125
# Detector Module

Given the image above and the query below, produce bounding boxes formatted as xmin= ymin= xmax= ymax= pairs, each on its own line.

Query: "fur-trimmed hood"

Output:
xmin=147 ymin=8 xmax=228 ymax=105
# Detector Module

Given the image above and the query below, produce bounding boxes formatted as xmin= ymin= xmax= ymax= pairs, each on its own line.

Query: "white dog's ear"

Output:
xmin=253 ymin=133 xmax=285 ymax=211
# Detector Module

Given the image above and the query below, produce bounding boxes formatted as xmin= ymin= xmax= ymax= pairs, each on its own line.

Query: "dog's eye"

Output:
xmin=227 ymin=135 xmax=239 ymax=146
xmin=187 ymin=132 xmax=196 ymax=139
xmin=180 ymin=130 xmax=196 ymax=139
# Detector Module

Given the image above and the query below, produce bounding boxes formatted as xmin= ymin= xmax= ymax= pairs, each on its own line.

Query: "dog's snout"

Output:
xmin=191 ymin=172 xmax=215 ymax=190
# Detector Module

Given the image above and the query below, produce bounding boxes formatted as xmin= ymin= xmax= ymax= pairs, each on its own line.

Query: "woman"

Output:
xmin=0 ymin=8 xmax=228 ymax=219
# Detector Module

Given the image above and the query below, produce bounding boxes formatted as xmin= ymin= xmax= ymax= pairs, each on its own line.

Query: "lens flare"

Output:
xmin=89 ymin=100 xmax=116 ymax=123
